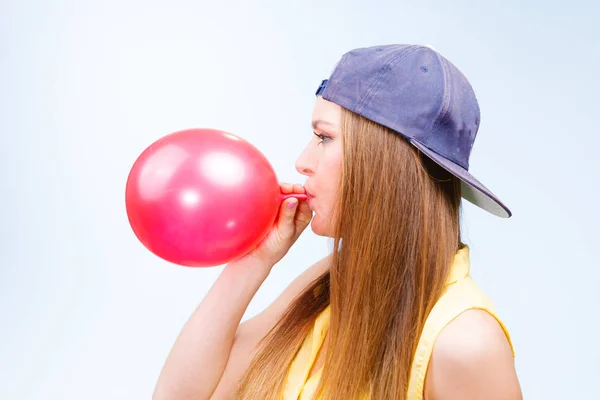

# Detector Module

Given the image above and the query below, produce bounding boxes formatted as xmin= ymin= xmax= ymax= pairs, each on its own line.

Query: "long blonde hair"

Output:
xmin=234 ymin=107 xmax=463 ymax=399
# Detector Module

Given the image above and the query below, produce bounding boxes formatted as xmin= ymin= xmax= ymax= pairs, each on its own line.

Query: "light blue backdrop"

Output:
xmin=1 ymin=0 xmax=598 ymax=398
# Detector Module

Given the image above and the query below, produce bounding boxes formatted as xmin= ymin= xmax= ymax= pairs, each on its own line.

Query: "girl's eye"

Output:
xmin=313 ymin=131 xmax=331 ymax=145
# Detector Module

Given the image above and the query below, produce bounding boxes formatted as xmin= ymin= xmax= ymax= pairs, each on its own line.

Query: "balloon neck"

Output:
xmin=280 ymin=193 xmax=308 ymax=202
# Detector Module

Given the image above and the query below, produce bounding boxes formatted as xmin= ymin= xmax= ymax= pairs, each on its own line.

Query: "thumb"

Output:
xmin=277 ymin=197 xmax=299 ymax=239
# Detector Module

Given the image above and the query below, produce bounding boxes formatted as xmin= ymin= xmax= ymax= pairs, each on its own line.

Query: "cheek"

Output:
xmin=312 ymin=148 xmax=342 ymax=236
xmin=322 ymin=148 xmax=342 ymax=193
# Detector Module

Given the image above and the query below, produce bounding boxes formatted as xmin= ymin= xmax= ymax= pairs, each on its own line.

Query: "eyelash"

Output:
xmin=313 ymin=131 xmax=331 ymax=145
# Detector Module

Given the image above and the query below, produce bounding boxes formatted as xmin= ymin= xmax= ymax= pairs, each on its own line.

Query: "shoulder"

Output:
xmin=424 ymin=309 xmax=522 ymax=400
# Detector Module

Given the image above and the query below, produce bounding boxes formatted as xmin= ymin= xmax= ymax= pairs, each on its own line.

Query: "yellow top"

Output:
xmin=282 ymin=245 xmax=515 ymax=399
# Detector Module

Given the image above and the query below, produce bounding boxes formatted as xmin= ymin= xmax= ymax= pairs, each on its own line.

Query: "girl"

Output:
xmin=154 ymin=44 xmax=522 ymax=400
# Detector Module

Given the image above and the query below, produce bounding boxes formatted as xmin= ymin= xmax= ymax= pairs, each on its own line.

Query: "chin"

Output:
xmin=310 ymin=215 xmax=334 ymax=238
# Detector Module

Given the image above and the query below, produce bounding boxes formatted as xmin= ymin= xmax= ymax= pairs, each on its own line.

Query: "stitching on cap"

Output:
xmin=430 ymin=54 xmax=452 ymax=136
xmin=356 ymin=45 xmax=420 ymax=113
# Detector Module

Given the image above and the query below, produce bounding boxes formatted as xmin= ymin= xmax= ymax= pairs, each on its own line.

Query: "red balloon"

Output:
xmin=125 ymin=128 xmax=306 ymax=267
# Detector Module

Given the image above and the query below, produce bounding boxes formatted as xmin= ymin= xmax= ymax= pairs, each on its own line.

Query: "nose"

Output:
xmin=295 ymin=145 xmax=314 ymax=177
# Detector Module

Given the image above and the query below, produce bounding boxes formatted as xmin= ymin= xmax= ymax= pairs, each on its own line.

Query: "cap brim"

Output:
xmin=410 ymin=139 xmax=512 ymax=218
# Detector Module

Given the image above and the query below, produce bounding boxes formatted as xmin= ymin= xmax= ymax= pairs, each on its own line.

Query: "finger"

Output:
xmin=275 ymin=196 xmax=298 ymax=219
xmin=284 ymin=197 xmax=298 ymax=213
xmin=292 ymin=183 xmax=305 ymax=194
xmin=280 ymin=182 xmax=293 ymax=194
xmin=277 ymin=197 xmax=299 ymax=236
xmin=294 ymin=201 xmax=313 ymax=226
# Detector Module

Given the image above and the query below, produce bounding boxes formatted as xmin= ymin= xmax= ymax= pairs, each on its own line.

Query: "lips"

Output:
xmin=304 ymin=187 xmax=315 ymax=199
xmin=304 ymin=187 xmax=315 ymax=208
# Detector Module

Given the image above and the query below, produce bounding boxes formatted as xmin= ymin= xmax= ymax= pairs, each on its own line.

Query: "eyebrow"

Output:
xmin=312 ymin=119 xmax=336 ymax=130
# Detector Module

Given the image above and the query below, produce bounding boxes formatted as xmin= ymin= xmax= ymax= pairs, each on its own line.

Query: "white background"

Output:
xmin=1 ymin=0 xmax=598 ymax=398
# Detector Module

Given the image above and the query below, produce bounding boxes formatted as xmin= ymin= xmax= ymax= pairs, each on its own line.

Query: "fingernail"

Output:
xmin=287 ymin=199 xmax=298 ymax=209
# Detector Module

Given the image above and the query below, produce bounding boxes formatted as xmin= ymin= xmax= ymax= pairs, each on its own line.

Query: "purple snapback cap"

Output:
xmin=316 ymin=44 xmax=511 ymax=218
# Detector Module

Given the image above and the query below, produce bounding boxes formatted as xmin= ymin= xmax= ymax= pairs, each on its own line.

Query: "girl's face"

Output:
xmin=295 ymin=97 xmax=343 ymax=237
